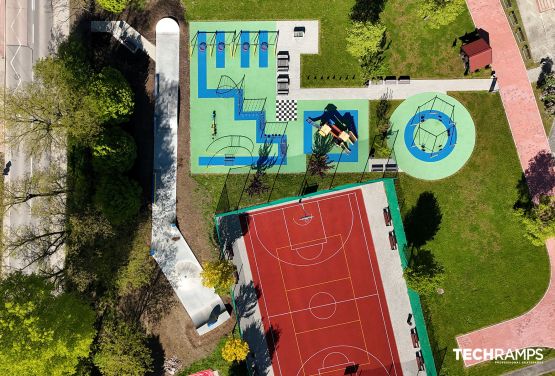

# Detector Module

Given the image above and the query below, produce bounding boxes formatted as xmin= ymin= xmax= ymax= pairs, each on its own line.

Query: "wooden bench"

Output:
xmin=389 ymin=230 xmax=397 ymax=250
xmin=383 ymin=207 xmax=392 ymax=226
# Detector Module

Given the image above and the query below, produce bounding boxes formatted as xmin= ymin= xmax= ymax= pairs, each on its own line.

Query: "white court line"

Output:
xmin=250 ymin=193 xmax=356 ymax=267
xmin=248 ymin=192 xmax=356 ymax=217
xmin=295 ymin=344 xmax=390 ymax=376
xmin=269 ymin=293 xmax=378 ymax=318
xmin=281 ymin=209 xmax=293 ymax=248
xmin=353 ymin=193 xmax=399 ymax=376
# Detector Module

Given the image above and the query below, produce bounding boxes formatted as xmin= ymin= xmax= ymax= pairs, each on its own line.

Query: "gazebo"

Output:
xmin=461 ymin=38 xmax=492 ymax=72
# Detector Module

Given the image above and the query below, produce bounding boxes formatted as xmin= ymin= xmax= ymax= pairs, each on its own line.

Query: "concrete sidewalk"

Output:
xmin=91 ymin=20 xmax=155 ymax=59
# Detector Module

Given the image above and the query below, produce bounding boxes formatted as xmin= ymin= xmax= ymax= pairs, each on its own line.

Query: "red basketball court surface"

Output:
xmin=240 ymin=190 xmax=403 ymax=376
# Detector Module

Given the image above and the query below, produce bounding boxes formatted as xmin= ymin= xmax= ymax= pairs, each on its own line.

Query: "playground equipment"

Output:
xmin=191 ymin=30 xmax=279 ymax=57
xmin=408 ymin=95 xmax=456 ymax=157
xmin=307 ymin=104 xmax=358 ymax=154
xmin=211 ymin=111 xmax=217 ymax=140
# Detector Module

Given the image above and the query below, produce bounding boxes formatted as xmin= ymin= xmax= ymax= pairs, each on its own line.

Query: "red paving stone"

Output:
xmin=456 ymin=0 xmax=555 ymax=367
xmin=466 ymin=0 xmax=550 ymax=175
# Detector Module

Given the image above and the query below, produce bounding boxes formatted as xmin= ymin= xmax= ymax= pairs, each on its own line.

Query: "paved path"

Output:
xmin=91 ymin=20 xmax=155 ymax=59
xmin=456 ymin=0 xmax=555 ymax=369
xmin=503 ymin=358 xmax=555 ymax=375
xmin=290 ymin=79 xmax=496 ymax=100
xmin=466 ymin=0 xmax=550 ymax=179
xmin=151 ymin=18 xmax=229 ymax=335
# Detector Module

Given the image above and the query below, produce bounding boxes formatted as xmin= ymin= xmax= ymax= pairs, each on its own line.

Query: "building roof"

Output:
xmin=461 ymin=38 xmax=491 ymax=57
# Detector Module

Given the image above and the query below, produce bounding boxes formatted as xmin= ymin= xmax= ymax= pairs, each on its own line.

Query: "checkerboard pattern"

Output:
xmin=276 ymin=99 xmax=298 ymax=122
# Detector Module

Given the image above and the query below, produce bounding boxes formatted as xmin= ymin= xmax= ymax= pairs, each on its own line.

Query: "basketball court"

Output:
xmin=220 ymin=181 xmax=437 ymax=376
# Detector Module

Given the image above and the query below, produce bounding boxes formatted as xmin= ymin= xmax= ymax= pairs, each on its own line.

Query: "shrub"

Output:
xmin=92 ymin=127 xmax=137 ymax=173
xmin=94 ymin=175 xmax=142 ymax=225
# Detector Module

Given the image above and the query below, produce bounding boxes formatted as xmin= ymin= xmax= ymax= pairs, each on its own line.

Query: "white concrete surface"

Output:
xmin=516 ymin=0 xmax=555 ymax=61
xmin=151 ymin=18 xmax=229 ymax=335
xmin=360 ymin=183 xmax=419 ymax=376
xmin=91 ymin=20 xmax=155 ymax=59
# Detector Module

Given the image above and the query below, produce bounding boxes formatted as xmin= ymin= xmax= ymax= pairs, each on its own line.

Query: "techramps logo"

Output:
xmin=453 ymin=348 xmax=545 ymax=365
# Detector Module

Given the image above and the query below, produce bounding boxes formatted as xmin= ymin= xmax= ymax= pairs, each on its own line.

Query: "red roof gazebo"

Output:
xmin=461 ymin=38 xmax=492 ymax=72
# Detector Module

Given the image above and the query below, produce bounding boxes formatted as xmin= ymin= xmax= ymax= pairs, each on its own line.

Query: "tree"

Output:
xmin=92 ymin=127 xmax=137 ymax=174
xmin=360 ymin=49 xmax=388 ymax=81
xmin=93 ymin=320 xmax=153 ymax=376
xmin=346 ymin=22 xmax=387 ymax=60
xmin=221 ymin=338 xmax=250 ymax=363
xmin=403 ymin=249 xmax=445 ymax=295
xmin=2 ymin=46 xmax=134 ymax=153
xmin=88 ymin=67 xmax=134 ymax=125
xmin=515 ymin=195 xmax=555 ymax=246
xmin=0 ymin=273 xmax=95 ymax=376
xmin=307 ymin=133 xmax=335 ymax=177
xmin=4 ymin=164 xmax=68 ymax=210
xmin=417 ymin=0 xmax=467 ymax=29
xmin=201 ymin=259 xmax=237 ymax=296
xmin=539 ymin=72 xmax=555 ymax=116
xmin=246 ymin=141 xmax=276 ymax=197
xmin=96 ymin=0 xmax=130 ymax=13
xmin=94 ymin=175 xmax=142 ymax=225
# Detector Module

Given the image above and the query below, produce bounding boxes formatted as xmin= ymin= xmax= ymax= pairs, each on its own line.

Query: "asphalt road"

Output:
xmin=2 ymin=0 xmax=57 ymax=272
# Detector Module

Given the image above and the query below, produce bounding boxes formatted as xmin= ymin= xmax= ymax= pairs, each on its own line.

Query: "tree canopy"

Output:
xmin=93 ymin=320 xmax=153 ymax=376
xmin=92 ymin=127 xmax=137 ymax=174
xmin=94 ymin=175 xmax=142 ymax=225
xmin=346 ymin=22 xmax=387 ymax=60
xmin=0 ymin=273 xmax=95 ymax=376
xmin=2 ymin=43 xmax=134 ymax=153
xmin=201 ymin=259 xmax=237 ymax=296
xmin=417 ymin=0 xmax=467 ymax=29
xmin=403 ymin=249 xmax=445 ymax=295
xmin=515 ymin=195 xmax=555 ymax=246
xmin=539 ymin=71 xmax=555 ymax=116
xmin=96 ymin=0 xmax=130 ymax=13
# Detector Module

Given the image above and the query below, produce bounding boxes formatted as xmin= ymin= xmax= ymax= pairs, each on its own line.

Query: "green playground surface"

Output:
xmin=189 ymin=21 xmax=369 ymax=174
xmin=389 ymin=92 xmax=475 ymax=180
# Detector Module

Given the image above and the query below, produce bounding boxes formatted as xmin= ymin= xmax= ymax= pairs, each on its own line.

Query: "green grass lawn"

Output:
xmin=182 ymin=0 xmax=485 ymax=88
xmin=533 ymin=84 xmax=554 ymax=135
xmin=192 ymin=92 xmax=551 ymax=375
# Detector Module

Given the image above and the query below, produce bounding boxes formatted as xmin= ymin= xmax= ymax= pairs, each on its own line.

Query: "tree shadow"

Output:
xmin=242 ymin=321 xmax=281 ymax=374
xmin=513 ymin=173 xmax=533 ymax=212
xmin=524 ymin=150 xmax=555 ymax=202
xmin=403 ymin=192 xmax=442 ymax=249
xmin=216 ymin=213 xmax=249 ymax=259
xmin=146 ymin=335 xmax=165 ymax=376
xmin=233 ymin=281 xmax=261 ymax=319
xmin=409 ymin=249 xmax=444 ymax=275
xmin=350 ymin=0 xmax=387 ymax=23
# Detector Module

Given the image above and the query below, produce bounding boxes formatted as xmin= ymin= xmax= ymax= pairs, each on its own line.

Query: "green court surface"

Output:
xmin=189 ymin=21 xmax=368 ymax=174
xmin=388 ymin=92 xmax=475 ymax=180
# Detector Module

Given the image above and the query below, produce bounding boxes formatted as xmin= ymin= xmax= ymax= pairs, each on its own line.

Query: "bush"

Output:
xmin=94 ymin=320 xmax=153 ymax=376
xmin=96 ymin=0 xmax=130 ymax=13
xmin=417 ymin=0 xmax=467 ymax=29
xmin=201 ymin=259 xmax=237 ymax=296
xmin=515 ymin=195 xmax=555 ymax=246
xmin=539 ymin=72 xmax=555 ymax=116
xmin=94 ymin=175 xmax=142 ymax=225
xmin=92 ymin=127 xmax=137 ymax=173
xmin=89 ymin=67 xmax=134 ymax=124
xmin=221 ymin=338 xmax=250 ymax=363
xmin=346 ymin=22 xmax=387 ymax=61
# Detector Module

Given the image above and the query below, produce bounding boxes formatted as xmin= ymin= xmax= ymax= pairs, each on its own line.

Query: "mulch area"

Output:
xmin=85 ymin=0 xmax=235 ymax=370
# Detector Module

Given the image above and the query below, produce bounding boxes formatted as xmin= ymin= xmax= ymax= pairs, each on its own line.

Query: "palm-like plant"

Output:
xmin=307 ymin=133 xmax=335 ymax=177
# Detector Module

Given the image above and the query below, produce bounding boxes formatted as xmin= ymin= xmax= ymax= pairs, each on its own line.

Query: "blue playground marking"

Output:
xmin=240 ymin=32 xmax=250 ymax=68
xmin=259 ymin=31 xmax=268 ymax=68
xmin=303 ymin=110 xmax=359 ymax=163
xmin=216 ymin=32 xmax=225 ymax=68
xmin=403 ymin=109 xmax=457 ymax=162
xmin=196 ymin=32 xmax=286 ymax=167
